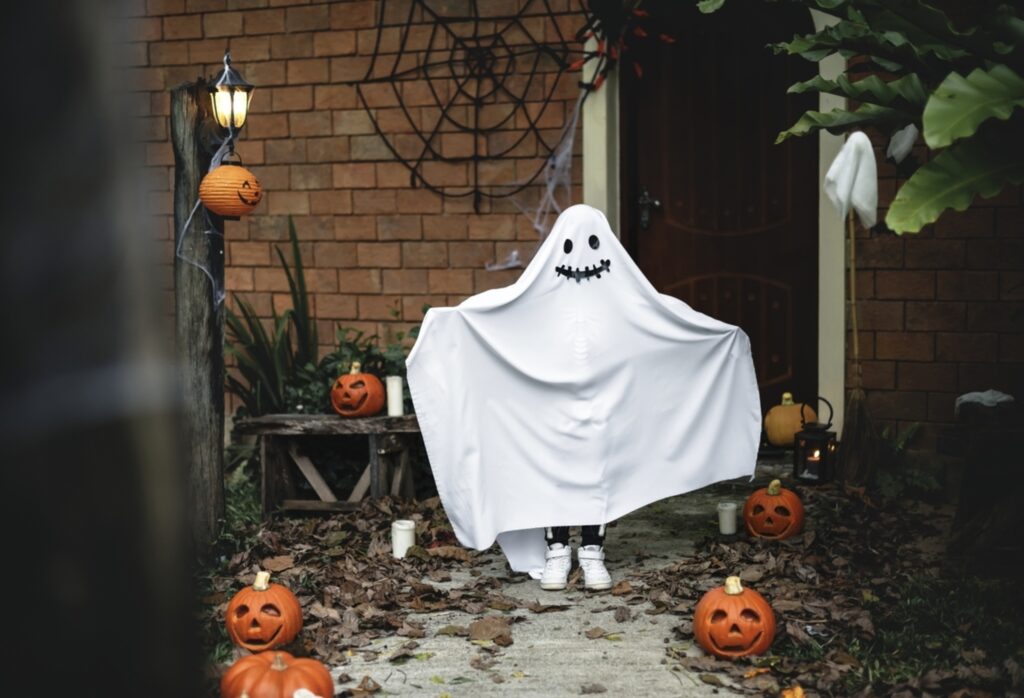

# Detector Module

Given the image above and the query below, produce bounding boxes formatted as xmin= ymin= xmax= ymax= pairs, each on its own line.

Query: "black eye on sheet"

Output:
xmin=589 ymin=235 xmax=600 ymax=250
xmin=563 ymin=239 xmax=573 ymax=254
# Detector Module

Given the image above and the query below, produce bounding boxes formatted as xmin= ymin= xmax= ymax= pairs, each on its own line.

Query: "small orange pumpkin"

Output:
xmin=199 ymin=163 xmax=263 ymax=217
xmin=220 ymin=651 xmax=334 ymax=698
xmin=743 ymin=479 xmax=805 ymax=540
xmin=764 ymin=392 xmax=817 ymax=447
xmin=693 ymin=576 xmax=776 ymax=659
xmin=330 ymin=361 xmax=385 ymax=418
xmin=225 ymin=571 xmax=302 ymax=651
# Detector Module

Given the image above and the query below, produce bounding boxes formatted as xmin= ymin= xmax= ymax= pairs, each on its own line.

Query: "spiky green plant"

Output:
xmin=225 ymin=216 xmax=319 ymax=416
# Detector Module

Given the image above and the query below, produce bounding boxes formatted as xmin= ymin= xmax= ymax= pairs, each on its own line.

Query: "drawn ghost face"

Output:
xmin=555 ymin=231 xmax=611 ymax=283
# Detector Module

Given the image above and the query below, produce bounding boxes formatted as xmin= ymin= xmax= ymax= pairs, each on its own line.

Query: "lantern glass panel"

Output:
xmin=794 ymin=429 xmax=837 ymax=483
xmin=211 ymin=87 xmax=252 ymax=130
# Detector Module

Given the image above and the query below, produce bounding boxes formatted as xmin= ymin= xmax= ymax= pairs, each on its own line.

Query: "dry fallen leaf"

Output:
xmin=580 ymin=682 xmax=608 ymax=694
xmin=261 ymin=555 xmax=294 ymax=572
xmin=468 ymin=615 xmax=512 ymax=645
xmin=584 ymin=626 xmax=608 ymax=640
xmin=611 ymin=580 xmax=633 ymax=596
xmin=428 ymin=545 xmax=473 ymax=562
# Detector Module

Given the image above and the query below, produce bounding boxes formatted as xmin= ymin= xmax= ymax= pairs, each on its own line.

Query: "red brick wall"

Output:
xmin=853 ymin=141 xmax=1023 ymax=448
xmin=135 ymin=0 xmax=582 ymax=357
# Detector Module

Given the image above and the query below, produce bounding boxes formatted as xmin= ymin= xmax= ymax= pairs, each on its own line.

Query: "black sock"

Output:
xmin=581 ymin=524 xmax=605 ymax=548
xmin=545 ymin=526 xmax=569 ymax=546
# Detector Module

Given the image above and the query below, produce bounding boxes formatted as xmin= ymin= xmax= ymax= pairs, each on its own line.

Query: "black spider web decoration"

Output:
xmin=348 ymin=0 xmax=589 ymax=212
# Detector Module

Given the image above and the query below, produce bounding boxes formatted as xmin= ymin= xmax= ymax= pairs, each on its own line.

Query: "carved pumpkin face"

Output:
xmin=693 ymin=576 xmax=776 ymax=659
xmin=743 ymin=479 xmax=805 ymax=540
xmin=220 ymin=651 xmax=334 ymax=698
xmin=225 ymin=572 xmax=302 ymax=651
xmin=330 ymin=362 xmax=386 ymax=418
xmin=198 ymin=164 xmax=263 ymax=217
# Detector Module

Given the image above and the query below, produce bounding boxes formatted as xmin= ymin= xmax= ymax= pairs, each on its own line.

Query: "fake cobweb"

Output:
xmin=349 ymin=0 xmax=593 ymax=235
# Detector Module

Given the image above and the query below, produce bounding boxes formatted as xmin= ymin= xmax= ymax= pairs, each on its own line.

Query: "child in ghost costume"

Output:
xmin=406 ymin=205 xmax=761 ymax=588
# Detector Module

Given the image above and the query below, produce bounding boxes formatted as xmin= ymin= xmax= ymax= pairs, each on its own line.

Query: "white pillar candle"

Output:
xmin=385 ymin=375 xmax=404 ymax=416
xmin=717 ymin=501 xmax=738 ymax=535
xmin=391 ymin=519 xmax=416 ymax=558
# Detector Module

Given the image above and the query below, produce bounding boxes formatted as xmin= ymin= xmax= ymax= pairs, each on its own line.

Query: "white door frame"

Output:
xmin=582 ymin=10 xmax=847 ymax=433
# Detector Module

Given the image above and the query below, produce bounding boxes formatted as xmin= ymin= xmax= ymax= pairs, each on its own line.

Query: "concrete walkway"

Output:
xmin=334 ymin=461 xmax=788 ymax=697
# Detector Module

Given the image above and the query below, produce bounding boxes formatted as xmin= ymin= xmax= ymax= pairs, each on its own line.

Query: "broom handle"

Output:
xmin=848 ymin=210 xmax=862 ymax=384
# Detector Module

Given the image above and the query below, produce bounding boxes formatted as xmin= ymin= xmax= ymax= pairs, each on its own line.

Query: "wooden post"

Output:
xmin=171 ymin=80 xmax=225 ymax=553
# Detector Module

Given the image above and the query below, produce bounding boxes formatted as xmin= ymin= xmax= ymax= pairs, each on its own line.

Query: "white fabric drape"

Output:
xmin=407 ymin=205 xmax=761 ymax=576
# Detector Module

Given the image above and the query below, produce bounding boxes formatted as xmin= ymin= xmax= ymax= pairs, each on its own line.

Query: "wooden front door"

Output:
xmin=620 ymin=1 xmax=819 ymax=417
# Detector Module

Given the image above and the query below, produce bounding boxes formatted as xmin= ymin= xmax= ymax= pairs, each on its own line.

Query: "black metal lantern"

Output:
xmin=208 ymin=51 xmax=254 ymax=136
xmin=794 ymin=396 xmax=838 ymax=484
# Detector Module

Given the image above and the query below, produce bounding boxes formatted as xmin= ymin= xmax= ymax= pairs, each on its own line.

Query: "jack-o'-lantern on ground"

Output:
xmin=743 ymin=479 xmax=805 ymax=540
xmin=220 ymin=651 xmax=334 ymax=698
xmin=225 ymin=571 xmax=302 ymax=651
xmin=330 ymin=361 xmax=386 ymax=418
xmin=693 ymin=576 xmax=776 ymax=659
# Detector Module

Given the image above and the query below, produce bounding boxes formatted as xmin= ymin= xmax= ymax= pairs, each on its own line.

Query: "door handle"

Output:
xmin=638 ymin=186 xmax=661 ymax=230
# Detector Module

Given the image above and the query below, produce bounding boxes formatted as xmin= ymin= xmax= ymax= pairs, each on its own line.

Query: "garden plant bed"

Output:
xmin=199 ymin=464 xmax=1024 ymax=697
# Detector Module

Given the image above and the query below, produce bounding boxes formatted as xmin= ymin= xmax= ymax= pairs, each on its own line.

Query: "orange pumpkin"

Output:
xmin=225 ymin=571 xmax=302 ymax=651
xmin=330 ymin=361 xmax=385 ymax=418
xmin=693 ymin=576 xmax=776 ymax=659
xmin=743 ymin=479 xmax=805 ymax=540
xmin=220 ymin=651 xmax=334 ymax=698
xmin=764 ymin=392 xmax=817 ymax=447
xmin=199 ymin=164 xmax=263 ymax=217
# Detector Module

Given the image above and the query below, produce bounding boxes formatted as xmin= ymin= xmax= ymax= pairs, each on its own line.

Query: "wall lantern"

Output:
xmin=208 ymin=51 xmax=254 ymax=140
xmin=793 ymin=396 xmax=838 ymax=484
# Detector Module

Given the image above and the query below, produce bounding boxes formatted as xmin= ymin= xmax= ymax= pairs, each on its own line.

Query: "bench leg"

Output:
xmin=261 ymin=435 xmax=288 ymax=520
xmin=369 ymin=434 xmax=384 ymax=499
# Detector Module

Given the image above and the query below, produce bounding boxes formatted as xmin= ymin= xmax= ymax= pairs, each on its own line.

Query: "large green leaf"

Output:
xmin=886 ymin=125 xmax=1024 ymax=233
xmin=695 ymin=0 xmax=725 ymax=14
xmin=776 ymin=103 xmax=912 ymax=142
xmin=788 ymin=73 xmax=929 ymax=108
xmin=922 ymin=64 xmax=1024 ymax=148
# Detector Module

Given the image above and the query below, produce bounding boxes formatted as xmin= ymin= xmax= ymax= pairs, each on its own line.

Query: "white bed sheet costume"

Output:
xmin=406 ymin=204 xmax=761 ymax=577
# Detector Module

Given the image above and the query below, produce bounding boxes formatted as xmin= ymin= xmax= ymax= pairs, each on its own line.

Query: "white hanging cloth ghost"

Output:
xmin=823 ymin=130 xmax=878 ymax=228
xmin=406 ymin=205 xmax=762 ymax=576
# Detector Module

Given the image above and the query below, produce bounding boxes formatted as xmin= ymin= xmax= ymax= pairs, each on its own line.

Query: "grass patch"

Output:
xmin=840 ymin=573 xmax=1024 ymax=692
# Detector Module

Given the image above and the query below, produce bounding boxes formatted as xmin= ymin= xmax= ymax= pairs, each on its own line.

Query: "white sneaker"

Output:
xmin=539 ymin=544 xmax=572 ymax=590
xmin=578 ymin=545 xmax=612 ymax=590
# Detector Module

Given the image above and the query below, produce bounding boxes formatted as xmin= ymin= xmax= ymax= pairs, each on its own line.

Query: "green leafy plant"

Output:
xmin=699 ymin=0 xmax=1024 ymax=233
xmin=225 ymin=216 xmax=319 ymax=416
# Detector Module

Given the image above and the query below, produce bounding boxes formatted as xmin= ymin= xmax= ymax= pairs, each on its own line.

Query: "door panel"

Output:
xmin=620 ymin=1 xmax=819 ymax=413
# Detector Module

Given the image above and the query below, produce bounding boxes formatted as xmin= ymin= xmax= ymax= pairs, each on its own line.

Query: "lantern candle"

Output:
xmin=793 ymin=397 xmax=838 ymax=484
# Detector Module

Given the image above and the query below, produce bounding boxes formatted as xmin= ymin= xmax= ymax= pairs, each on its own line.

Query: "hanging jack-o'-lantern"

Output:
xmin=224 ymin=571 xmax=302 ymax=651
xmin=330 ymin=361 xmax=385 ymax=418
xmin=693 ymin=576 xmax=776 ymax=659
xmin=220 ymin=651 xmax=334 ymax=698
xmin=199 ymin=163 xmax=263 ymax=218
xmin=764 ymin=392 xmax=817 ymax=447
xmin=743 ymin=479 xmax=805 ymax=540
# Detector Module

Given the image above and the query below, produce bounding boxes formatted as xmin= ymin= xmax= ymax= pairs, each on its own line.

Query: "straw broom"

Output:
xmin=837 ymin=210 xmax=879 ymax=489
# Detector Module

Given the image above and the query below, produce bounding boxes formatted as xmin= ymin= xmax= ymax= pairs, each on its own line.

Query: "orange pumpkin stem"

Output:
xmin=767 ymin=479 xmax=782 ymax=496
xmin=253 ymin=571 xmax=271 ymax=591
xmin=780 ymin=392 xmax=794 ymax=406
xmin=350 ymin=361 xmax=362 ymax=374
xmin=270 ymin=653 xmax=289 ymax=672
xmin=724 ymin=576 xmax=743 ymax=595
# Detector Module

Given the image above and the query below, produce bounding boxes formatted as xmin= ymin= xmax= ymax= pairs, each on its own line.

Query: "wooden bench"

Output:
xmin=234 ymin=414 xmax=420 ymax=519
